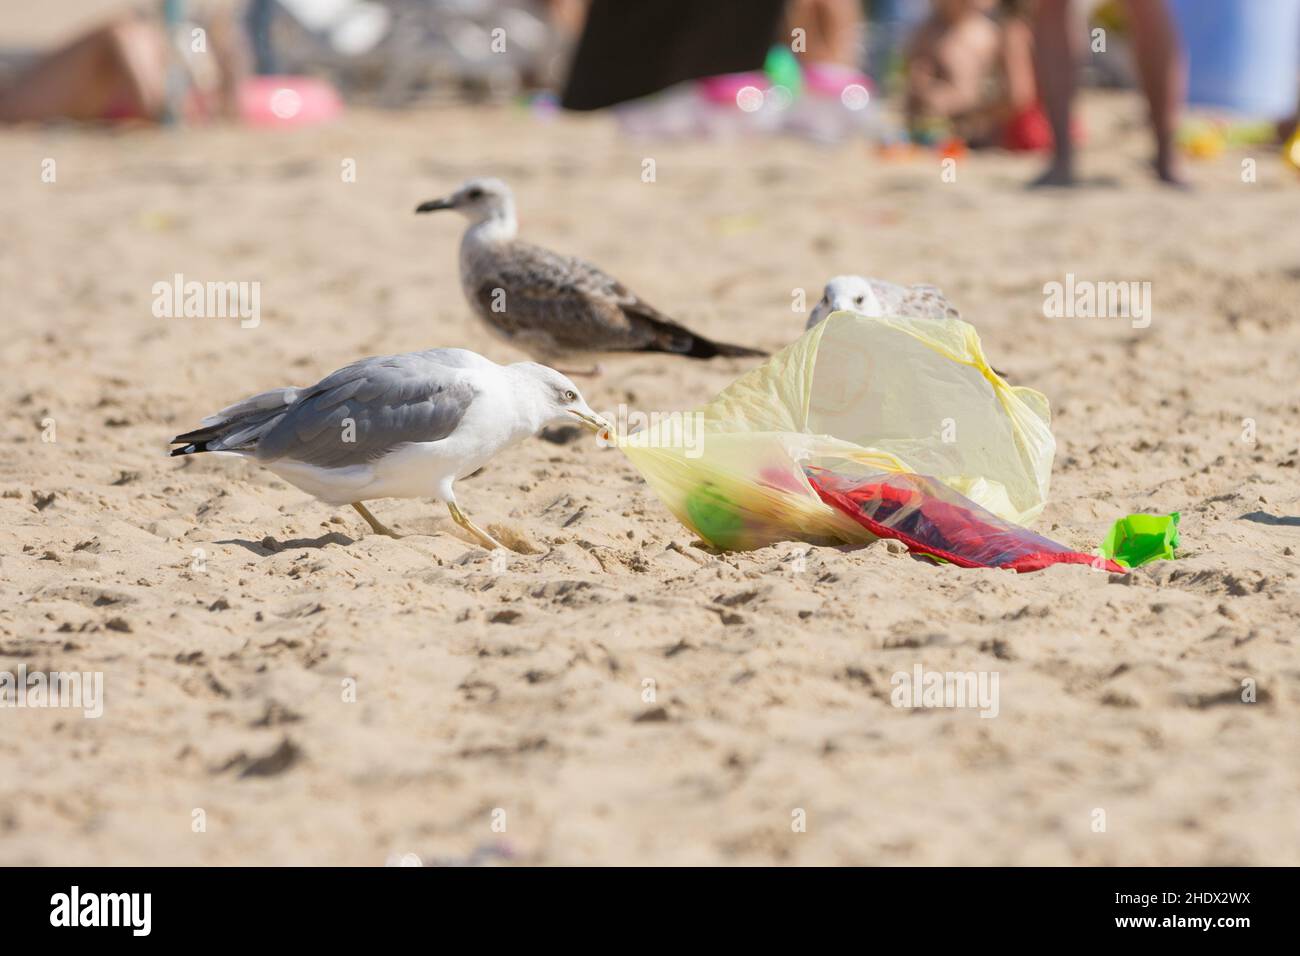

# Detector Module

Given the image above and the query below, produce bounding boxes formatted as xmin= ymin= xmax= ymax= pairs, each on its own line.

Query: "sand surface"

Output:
xmin=2 ymin=88 xmax=1299 ymax=865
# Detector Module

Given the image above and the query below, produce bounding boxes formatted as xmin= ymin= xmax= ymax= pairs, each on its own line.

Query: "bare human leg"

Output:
xmin=1031 ymin=0 xmax=1078 ymax=186
xmin=1123 ymin=0 xmax=1187 ymax=185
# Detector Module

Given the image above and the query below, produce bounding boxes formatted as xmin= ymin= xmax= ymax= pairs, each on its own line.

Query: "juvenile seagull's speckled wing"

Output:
xmin=870 ymin=281 xmax=961 ymax=322
xmin=470 ymin=241 xmax=687 ymax=352
xmin=467 ymin=240 xmax=766 ymax=359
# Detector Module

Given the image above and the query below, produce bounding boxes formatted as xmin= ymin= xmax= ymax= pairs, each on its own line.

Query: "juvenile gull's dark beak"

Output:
xmin=415 ymin=198 xmax=454 ymax=214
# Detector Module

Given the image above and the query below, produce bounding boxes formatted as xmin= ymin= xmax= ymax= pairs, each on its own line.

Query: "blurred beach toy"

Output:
xmin=937 ymin=137 xmax=968 ymax=162
xmin=803 ymin=63 xmax=870 ymax=103
xmin=1099 ymin=513 xmax=1180 ymax=569
xmin=1178 ymin=117 xmax=1276 ymax=158
xmin=1169 ymin=0 xmax=1300 ymax=119
xmin=617 ymin=312 xmax=1054 ymax=551
xmin=1285 ymin=127 xmax=1300 ymax=173
xmin=616 ymin=73 xmax=782 ymax=139
xmin=240 ymin=75 xmax=343 ymax=127
xmin=616 ymin=49 xmax=878 ymax=143
xmin=786 ymin=62 xmax=879 ymax=144
xmin=1002 ymin=104 xmax=1054 ymax=152
xmin=693 ymin=47 xmax=804 ymax=111
xmin=764 ymin=45 xmax=803 ymax=98
xmin=697 ymin=72 xmax=768 ymax=108
xmin=1179 ymin=119 xmax=1225 ymax=159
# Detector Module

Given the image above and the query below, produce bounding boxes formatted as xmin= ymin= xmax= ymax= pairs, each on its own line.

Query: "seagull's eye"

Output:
xmin=563 ymin=389 xmax=577 ymax=403
xmin=854 ymin=296 xmax=865 ymax=306
xmin=466 ymin=188 xmax=483 ymax=200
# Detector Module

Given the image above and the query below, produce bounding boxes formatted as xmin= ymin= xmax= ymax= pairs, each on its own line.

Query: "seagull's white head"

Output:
xmin=416 ymin=177 xmax=516 ymax=231
xmin=511 ymin=363 xmax=611 ymax=436
xmin=807 ymin=275 xmax=883 ymax=330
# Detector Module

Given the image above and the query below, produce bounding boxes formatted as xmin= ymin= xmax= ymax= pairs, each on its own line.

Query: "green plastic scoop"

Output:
xmin=1099 ymin=512 xmax=1180 ymax=569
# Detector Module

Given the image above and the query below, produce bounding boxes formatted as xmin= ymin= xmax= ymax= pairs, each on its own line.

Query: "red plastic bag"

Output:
xmin=807 ymin=467 xmax=1126 ymax=574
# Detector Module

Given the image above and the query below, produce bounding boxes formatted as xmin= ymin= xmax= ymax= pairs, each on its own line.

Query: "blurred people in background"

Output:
xmin=904 ymin=0 xmax=1000 ymax=140
xmin=904 ymin=0 xmax=1052 ymax=150
xmin=785 ymin=0 xmax=864 ymax=67
xmin=996 ymin=1 xmax=1054 ymax=150
xmin=1033 ymin=0 xmax=1184 ymax=185
xmin=0 ymin=4 xmax=243 ymax=124
xmin=0 ymin=0 xmax=1196 ymax=177
xmin=1 ymin=0 xmax=572 ymax=124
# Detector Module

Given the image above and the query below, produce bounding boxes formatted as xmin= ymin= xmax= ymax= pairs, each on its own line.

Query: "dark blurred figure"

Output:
xmin=562 ymin=0 xmax=787 ymax=109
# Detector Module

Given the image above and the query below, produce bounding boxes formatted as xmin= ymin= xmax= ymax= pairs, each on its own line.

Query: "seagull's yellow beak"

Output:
xmin=568 ymin=408 xmax=612 ymax=437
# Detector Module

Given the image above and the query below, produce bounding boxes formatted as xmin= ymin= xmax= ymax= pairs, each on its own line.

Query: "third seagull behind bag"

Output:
xmin=416 ymin=177 xmax=767 ymax=376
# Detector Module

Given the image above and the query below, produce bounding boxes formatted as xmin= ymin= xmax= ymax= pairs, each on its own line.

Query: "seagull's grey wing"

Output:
xmin=253 ymin=352 xmax=478 ymax=468
xmin=472 ymin=242 xmax=663 ymax=353
xmin=867 ymin=278 xmax=961 ymax=322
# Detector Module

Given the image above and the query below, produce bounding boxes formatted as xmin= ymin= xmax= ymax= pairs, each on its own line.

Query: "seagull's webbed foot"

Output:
xmin=351 ymin=502 xmax=402 ymax=539
xmin=447 ymin=501 xmax=506 ymax=551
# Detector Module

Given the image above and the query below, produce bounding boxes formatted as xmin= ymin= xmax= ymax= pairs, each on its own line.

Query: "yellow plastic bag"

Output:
xmin=617 ymin=311 xmax=1055 ymax=550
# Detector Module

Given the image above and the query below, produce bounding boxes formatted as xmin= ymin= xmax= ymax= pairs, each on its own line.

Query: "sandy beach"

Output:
xmin=2 ymin=66 xmax=1299 ymax=864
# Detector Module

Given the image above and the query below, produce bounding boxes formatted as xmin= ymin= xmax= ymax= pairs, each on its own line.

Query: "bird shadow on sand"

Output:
xmin=217 ymin=531 xmax=357 ymax=556
xmin=1240 ymin=511 xmax=1300 ymax=528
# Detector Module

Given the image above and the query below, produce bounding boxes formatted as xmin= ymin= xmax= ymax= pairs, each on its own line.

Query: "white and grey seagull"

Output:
xmin=806 ymin=274 xmax=961 ymax=330
xmin=169 ymin=348 xmax=609 ymax=550
xmin=415 ymin=177 xmax=767 ymax=375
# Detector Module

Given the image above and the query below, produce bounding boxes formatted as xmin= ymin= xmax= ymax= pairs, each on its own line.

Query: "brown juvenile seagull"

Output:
xmin=415 ymin=177 xmax=767 ymax=375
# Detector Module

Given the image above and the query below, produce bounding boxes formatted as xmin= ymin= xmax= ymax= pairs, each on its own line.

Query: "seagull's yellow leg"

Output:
xmin=447 ymin=501 xmax=505 ymax=551
xmin=351 ymin=502 xmax=402 ymax=539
